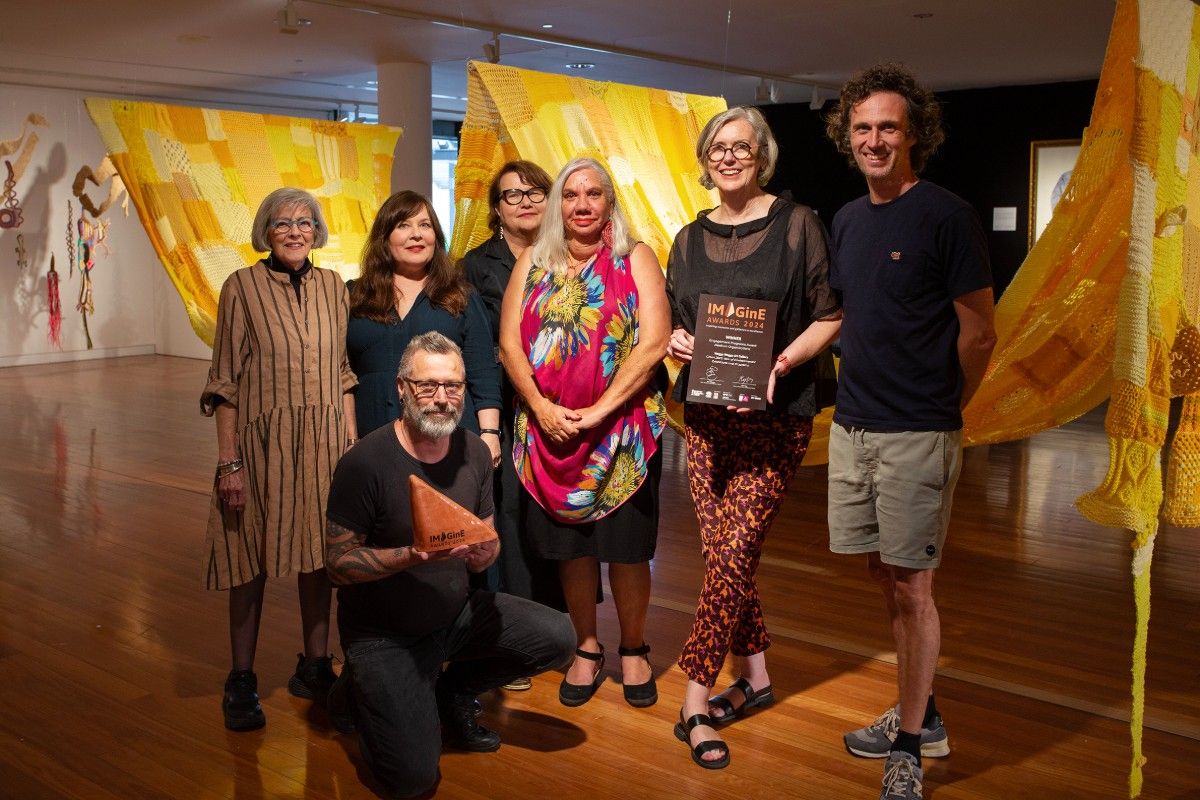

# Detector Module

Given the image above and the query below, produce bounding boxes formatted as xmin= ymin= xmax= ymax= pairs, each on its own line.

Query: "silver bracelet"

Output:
xmin=216 ymin=458 xmax=244 ymax=478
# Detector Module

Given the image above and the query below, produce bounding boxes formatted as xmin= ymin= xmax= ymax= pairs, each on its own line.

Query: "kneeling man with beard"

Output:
xmin=325 ymin=331 xmax=575 ymax=799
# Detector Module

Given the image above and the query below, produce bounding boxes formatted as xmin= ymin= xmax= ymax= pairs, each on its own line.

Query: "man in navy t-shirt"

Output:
xmin=825 ymin=64 xmax=997 ymax=800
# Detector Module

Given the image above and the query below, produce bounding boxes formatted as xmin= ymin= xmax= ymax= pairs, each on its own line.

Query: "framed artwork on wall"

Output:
xmin=1028 ymin=138 xmax=1082 ymax=249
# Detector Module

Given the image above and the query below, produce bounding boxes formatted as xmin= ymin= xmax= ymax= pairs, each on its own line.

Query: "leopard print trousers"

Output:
xmin=677 ymin=403 xmax=813 ymax=687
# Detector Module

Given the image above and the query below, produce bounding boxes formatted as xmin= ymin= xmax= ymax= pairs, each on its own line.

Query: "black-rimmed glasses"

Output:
xmin=499 ymin=188 xmax=547 ymax=205
xmin=404 ymin=378 xmax=466 ymax=399
xmin=705 ymin=142 xmax=755 ymax=162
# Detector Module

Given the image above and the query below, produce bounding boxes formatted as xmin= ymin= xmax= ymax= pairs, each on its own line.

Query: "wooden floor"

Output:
xmin=0 ymin=355 xmax=1197 ymax=800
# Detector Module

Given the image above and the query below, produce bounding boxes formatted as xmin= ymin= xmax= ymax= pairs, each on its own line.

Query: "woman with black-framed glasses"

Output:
xmin=348 ymin=190 xmax=501 ymax=455
xmin=459 ymin=160 xmax=557 ymax=691
xmin=665 ymin=106 xmax=842 ymax=769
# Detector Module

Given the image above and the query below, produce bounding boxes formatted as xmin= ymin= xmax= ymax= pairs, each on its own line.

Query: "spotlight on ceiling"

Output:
xmin=755 ymin=78 xmax=777 ymax=104
xmin=277 ymin=1 xmax=311 ymax=34
xmin=482 ymin=34 xmax=500 ymax=63
xmin=809 ymin=85 xmax=826 ymax=111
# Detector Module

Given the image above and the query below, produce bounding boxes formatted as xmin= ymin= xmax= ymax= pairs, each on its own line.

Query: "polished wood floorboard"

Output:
xmin=0 ymin=355 xmax=1197 ymax=799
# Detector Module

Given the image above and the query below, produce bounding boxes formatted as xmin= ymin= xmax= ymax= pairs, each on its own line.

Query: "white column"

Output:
xmin=377 ymin=61 xmax=432 ymax=197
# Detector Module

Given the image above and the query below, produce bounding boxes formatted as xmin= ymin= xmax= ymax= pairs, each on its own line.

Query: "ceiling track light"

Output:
xmin=755 ymin=78 xmax=777 ymax=104
xmin=482 ymin=34 xmax=500 ymax=63
xmin=277 ymin=1 xmax=312 ymax=34
xmin=809 ymin=85 xmax=825 ymax=111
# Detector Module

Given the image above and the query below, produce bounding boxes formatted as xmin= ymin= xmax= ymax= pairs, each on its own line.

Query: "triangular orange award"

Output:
xmin=409 ymin=475 xmax=498 ymax=551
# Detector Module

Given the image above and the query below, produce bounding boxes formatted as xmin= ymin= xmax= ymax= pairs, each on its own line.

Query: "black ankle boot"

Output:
xmin=223 ymin=669 xmax=266 ymax=731
xmin=287 ymin=653 xmax=336 ymax=703
xmin=437 ymin=687 xmax=500 ymax=752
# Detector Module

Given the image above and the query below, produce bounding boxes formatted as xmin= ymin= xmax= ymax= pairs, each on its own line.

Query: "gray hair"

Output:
xmin=250 ymin=187 xmax=329 ymax=251
xmin=696 ymin=106 xmax=779 ymax=190
xmin=530 ymin=157 xmax=636 ymax=275
xmin=396 ymin=331 xmax=464 ymax=380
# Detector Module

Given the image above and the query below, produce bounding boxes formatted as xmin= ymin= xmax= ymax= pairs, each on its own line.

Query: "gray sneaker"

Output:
xmin=880 ymin=751 xmax=924 ymax=800
xmin=844 ymin=704 xmax=950 ymax=759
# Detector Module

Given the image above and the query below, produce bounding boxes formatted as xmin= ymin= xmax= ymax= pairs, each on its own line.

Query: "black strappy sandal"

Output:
xmin=558 ymin=646 xmax=605 ymax=707
xmin=618 ymin=643 xmax=657 ymax=707
xmin=708 ymin=676 xmax=775 ymax=724
xmin=673 ymin=712 xmax=730 ymax=769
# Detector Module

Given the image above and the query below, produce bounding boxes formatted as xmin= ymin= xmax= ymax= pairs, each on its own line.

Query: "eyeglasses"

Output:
xmin=499 ymin=188 xmax=547 ymax=205
xmin=705 ymin=142 xmax=756 ymax=162
xmin=404 ymin=378 xmax=466 ymax=398
xmin=271 ymin=217 xmax=316 ymax=234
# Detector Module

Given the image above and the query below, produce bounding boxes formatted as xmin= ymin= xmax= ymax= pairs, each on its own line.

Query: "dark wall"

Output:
xmin=760 ymin=79 xmax=1098 ymax=296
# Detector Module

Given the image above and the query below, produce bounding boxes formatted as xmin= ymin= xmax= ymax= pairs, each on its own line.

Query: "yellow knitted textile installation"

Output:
xmin=962 ymin=2 xmax=1198 ymax=795
xmin=449 ymin=62 xmax=852 ymax=460
xmin=84 ymin=98 xmax=401 ymax=346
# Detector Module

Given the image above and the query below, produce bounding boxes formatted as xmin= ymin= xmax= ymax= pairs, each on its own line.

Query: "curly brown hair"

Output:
xmin=825 ymin=63 xmax=944 ymax=174
xmin=486 ymin=160 xmax=553 ymax=235
xmin=350 ymin=191 xmax=469 ymax=322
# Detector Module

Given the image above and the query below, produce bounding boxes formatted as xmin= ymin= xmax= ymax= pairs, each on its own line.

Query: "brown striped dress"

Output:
xmin=200 ymin=260 xmax=357 ymax=590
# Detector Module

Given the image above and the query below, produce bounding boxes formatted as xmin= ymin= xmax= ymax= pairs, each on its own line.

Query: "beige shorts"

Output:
xmin=827 ymin=423 xmax=963 ymax=569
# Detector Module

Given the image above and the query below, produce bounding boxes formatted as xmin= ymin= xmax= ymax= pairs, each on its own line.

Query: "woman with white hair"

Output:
xmin=499 ymin=157 xmax=670 ymax=710
xmin=201 ymin=187 xmax=358 ymax=732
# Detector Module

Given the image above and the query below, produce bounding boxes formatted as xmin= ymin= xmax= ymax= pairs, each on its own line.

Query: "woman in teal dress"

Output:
xmin=348 ymin=191 xmax=501 ymax=458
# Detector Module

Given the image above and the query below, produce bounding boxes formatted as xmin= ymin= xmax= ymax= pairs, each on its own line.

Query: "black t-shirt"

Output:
xmin=327 ymin=423 xmax=495 ymax=641
xmin=830 ymin=180 xmax=992 ymax=431
xmin=665 ymin=198 xmax=842 ymax=416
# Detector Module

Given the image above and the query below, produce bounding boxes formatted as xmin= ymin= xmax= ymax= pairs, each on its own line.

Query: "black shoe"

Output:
xmin=223 ymin=669 xmax=266 ymax=731
xmin=558 ymin=646 xmax=605 ymax=707
xmin=618 ymin=643 xmax=657 ymax=708
xmin=437 ymin=689 xmax=501 ymax=752
xmin=287 ymin=653 xmax=337 ymax=703
xmin=327 ymin=668 xmax=356 ymax=734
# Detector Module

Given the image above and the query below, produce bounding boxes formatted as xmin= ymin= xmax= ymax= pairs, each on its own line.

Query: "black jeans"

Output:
xmin=344 ymin=591 xmax=575 ymax=798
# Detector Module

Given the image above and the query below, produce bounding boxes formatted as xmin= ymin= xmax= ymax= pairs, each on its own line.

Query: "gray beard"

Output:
xmin=403 ymin=397 xmax=462 ymax=440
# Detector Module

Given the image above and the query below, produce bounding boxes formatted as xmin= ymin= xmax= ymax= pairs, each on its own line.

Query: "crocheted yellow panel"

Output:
xmin=966 ymin=0 xmax=1200 ymax=534
xmin=85 ymin=98 xmax=401 ymax=346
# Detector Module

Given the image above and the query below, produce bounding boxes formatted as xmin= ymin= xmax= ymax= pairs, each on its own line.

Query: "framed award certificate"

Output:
xmin=685 ymin=294 xmax=779 ymax=410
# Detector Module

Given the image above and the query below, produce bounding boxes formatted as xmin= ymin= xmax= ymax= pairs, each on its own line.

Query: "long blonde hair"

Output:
xmin=530 ymin=157 xmax=635 ymax=275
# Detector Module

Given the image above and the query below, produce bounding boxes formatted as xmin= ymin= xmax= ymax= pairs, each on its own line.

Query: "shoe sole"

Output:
xmin=287 ymin=675 xmax=317 ymax=700
xmin=225 ymin=713 xmax=266 ymax=732
xmin=443 ymin=737 xmax=501 ymax=753
xmin=844 ymin=738 xmax=950 ymax=759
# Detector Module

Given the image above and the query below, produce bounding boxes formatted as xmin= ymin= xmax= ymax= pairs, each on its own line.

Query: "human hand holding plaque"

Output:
xmin=685 ymin=294 xmax=779 ymax=411
xmin=409 ymin=475 xmax=499 ymax=552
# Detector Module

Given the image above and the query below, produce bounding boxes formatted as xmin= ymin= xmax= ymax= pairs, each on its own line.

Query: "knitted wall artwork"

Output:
xmin=84 ymin=98 xmax=402 ymax=346
xmin=961 ymin=1 xmax=1199 ymax=795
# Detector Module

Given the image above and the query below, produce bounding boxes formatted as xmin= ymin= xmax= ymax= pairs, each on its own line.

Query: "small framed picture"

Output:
xmin=1029 ymin=139 xmax=1082 ymax=249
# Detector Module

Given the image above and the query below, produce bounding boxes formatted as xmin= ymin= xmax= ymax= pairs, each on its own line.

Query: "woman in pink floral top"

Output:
xmin=499 ymin=157 xmax=670 ymax=709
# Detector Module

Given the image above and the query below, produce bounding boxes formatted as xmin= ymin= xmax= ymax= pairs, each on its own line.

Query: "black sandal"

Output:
xmin=617 ymin=643 xmax=657 ymax=708
xmin=708 ymin=676 xmax=775 ymax=724
xmin=558 ymin=646 xmax=605 ymax=707
xmin=673 ymin=712 xmax=730 ymax=769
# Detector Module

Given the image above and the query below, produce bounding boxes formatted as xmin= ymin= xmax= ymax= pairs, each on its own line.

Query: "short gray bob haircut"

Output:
xmin=397 ymin=331 xmax=465 ymax=380
xmin=250 ymin=187 xmax=329 ymax=251
xmin=696 ymin=106 xmax=779 ymax=190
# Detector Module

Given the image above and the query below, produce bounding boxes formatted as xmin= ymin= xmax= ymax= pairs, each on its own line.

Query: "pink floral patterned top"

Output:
xmin=514 ymin=244 xmax=666 ymax=523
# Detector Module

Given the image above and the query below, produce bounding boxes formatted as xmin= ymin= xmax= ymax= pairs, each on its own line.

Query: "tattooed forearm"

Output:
xmin=325 ymin=519 xmax=412 ymax=585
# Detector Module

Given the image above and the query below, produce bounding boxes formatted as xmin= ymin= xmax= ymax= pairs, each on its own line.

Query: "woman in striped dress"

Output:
xmin=200 ymin=187 xmax=358 ymax=731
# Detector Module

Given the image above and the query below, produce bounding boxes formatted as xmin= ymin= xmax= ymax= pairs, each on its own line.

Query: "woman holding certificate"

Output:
xmin=664 ymin=106 xmax=842 ymax=769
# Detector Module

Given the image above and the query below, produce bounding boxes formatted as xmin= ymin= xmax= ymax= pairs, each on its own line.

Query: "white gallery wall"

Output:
xmin=0 ymin=82 xmax=210 ymax=366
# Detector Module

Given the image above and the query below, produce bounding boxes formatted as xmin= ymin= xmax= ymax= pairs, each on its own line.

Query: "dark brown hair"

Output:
xmin=486 ymin=160 xmax=553 ymax=235
xmin=825 ymin=63 xmax=944 ymax=174
xmin=350 ymin=191 xmax=468 ymax=322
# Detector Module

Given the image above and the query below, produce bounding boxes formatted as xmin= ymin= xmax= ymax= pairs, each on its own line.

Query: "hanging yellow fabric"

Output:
xmin=85 ymin=98 xmax=401 ymax=346
xmin=961 ymin=2 xmax=1198 ymax=795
